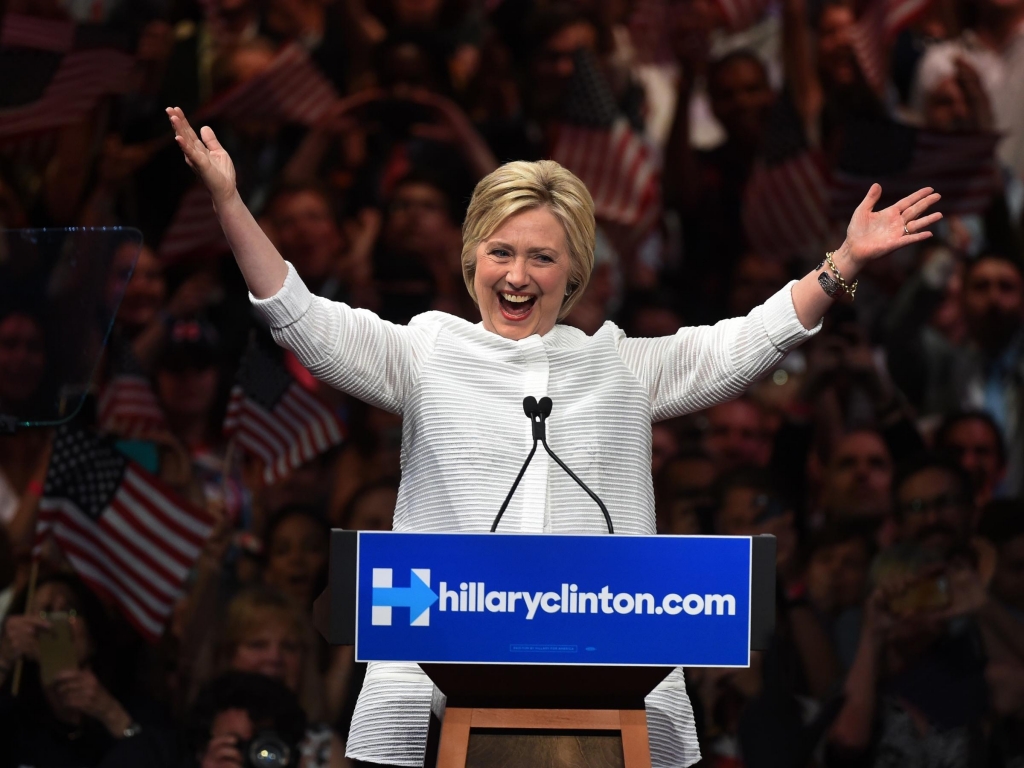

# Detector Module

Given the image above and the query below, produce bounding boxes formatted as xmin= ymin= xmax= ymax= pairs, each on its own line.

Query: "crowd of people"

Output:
xmin=1 ymin=0 xmax=1023 ymax=765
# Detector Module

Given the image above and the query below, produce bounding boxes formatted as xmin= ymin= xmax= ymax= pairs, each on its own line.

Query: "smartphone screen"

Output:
xmin=888 ymin=575 xmax=951 ymax=617
xmin=37 ymin=612 xmax=78 ymax=685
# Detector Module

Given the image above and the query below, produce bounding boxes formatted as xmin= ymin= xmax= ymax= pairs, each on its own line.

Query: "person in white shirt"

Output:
xmin=166 ymin=106 xmax=941 ymax=768
xmin=911 ymin=0 xmax=1024 ymax=182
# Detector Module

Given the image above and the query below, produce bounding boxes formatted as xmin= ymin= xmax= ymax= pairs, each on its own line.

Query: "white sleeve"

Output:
xmin=249 ymin=262 xmax=438 ymax=414
xmin=617 ymin=281 xmax=821 ymax=422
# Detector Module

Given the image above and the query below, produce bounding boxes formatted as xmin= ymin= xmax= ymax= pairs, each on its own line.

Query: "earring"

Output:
xmin=565 ymin=285 xmax=573 ymax=296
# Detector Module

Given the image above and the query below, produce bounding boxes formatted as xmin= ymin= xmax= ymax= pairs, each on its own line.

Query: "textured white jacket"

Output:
xmin=252 ymin=263 xmax=820 ymax=767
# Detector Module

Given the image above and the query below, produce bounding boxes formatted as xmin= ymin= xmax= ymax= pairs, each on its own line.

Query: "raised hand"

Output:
xmin=0 ymin=614 xmax=50 ymax=665
xmin=844 ymin=184 xmax=942 ymax=265
xmin=200 ymin=735 xmax=245 ymax=768
xmin=51 ymin=668 xmax=133 ymax=736
xmin=166 ymin=107 xmax=237 ymax=206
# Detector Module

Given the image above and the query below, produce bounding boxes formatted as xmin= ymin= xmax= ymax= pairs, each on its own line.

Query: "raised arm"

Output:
xmin=781 ymin=0 xmax=823 ymax=133
xmin=620 ymin=184 xmax=942 ymax=420
xmin=166 ymin=108 xmax=435 ymax=412
xmin=790 ymin=183 xmax=942 ymax=329
xmin=166 ymin=107 xmax=288 ymax=298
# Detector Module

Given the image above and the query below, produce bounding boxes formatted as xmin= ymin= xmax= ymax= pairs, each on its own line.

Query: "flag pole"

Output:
xmin=10 ymin=558 xmax=39 ymax=697
xmin=221 ymin=436 xmax=237 ymax=510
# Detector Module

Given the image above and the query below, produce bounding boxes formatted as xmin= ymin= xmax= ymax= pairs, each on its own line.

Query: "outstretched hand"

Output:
xmin=166 ymin=107 xmax=237 ymax=206
xmin=844 ymin=184 xmax=942 ymax=265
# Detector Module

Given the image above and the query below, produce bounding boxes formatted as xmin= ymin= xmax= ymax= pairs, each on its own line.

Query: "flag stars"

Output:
xmin=44 ymin=424 xmax=126 ymax=520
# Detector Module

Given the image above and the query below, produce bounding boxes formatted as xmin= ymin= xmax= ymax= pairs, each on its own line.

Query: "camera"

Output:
xmin=237 ymin=731 xmax=294 ymax=768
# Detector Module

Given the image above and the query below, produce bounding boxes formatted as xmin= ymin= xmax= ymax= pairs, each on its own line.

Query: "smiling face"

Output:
xmin=473 ymin=207 xmax=571 ymax=340
xmin=262 ymin=514 xmax=329 ymax=606
xmin=708 ymin=55 xmax=775 ymax=149
xmin=230 ymin=615 xmax=304 ymax=693
xmin=110 ymin=244 xmax=165 ymax=331
xmin=270 ymin=190 xmax=343 ymax=287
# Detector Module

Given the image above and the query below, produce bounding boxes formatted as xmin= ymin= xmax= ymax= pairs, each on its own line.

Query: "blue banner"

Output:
xmin=356 ymin=533 xmax=752 ymax=667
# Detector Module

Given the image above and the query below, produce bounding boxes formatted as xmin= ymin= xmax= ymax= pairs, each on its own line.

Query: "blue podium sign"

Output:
xmin=355 ymin=533 xmax=752 ymax=667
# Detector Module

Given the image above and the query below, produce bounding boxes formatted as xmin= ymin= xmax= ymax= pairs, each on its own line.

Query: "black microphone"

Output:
xmin=491 ymin=397 xmax=614 ymax=534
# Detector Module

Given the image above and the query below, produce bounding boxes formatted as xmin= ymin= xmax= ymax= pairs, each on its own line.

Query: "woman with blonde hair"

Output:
xmin=201 ymin=586 xmax=346 ymax=767
xmin=167 ymin=105 xmax=941 ymax=767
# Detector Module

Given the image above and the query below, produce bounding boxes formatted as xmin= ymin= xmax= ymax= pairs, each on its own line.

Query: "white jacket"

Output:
xmin=252 ymin=263 xmax=820 ymax=767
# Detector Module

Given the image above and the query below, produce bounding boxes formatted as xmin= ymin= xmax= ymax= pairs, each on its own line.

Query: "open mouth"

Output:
xmin=497 ymin=291 xmax=537 ymax=321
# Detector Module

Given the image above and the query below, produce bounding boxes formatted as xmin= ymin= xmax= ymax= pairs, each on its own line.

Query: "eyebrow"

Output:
xmin=484 ymin=240 xmax=560 ymax=254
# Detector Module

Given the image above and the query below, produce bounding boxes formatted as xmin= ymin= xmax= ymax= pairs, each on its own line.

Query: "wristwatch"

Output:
xmin=817 ymin=270 xmax=840 ymax=298
xmin=123 ymin=721 xmax=143 ymax=739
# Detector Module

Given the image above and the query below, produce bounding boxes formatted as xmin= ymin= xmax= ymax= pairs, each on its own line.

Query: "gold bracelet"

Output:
xmin=825 ymin=251 xmax=858 ymax=301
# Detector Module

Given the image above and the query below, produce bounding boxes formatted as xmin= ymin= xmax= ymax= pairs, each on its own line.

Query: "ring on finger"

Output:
xmin=902 ymin=219 xmax=911 ymax=236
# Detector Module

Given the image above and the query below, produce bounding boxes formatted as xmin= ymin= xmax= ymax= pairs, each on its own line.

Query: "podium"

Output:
xmin=314 ymin=531 xmax=776 ymax=768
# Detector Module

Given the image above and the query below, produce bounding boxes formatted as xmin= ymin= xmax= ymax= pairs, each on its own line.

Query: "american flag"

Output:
xmin=224 ymin=337 xmax=345 ymax=484
xmin=850 ymin=0 xmax=936 ymax=93
xmin=1 ymin=13 xmax=75 ymax=52
xmin=714 ymin=0 xmax=772 ymax=32
xmin=742 ymin=99 xmax=830 ymax=257
xmin=549 ymin=49 xmax=660 ymax=230
xmin=195 ymin=42 xmax=339 ymax=127
xmin=34 ymin=425 xmax=213 ymax=641
xmin=159 ymin=184 xmax=229 ymax=263
xmin=0 ymin=17 xmax=133 ymax=142
xmin=829 ymin=121 xmax=1001 ymax=221
xmin=97 ymin=341 xmax=167 ymax=436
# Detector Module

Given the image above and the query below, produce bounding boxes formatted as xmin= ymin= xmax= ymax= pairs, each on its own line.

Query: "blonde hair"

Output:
xmin=461 ymin=160 xmax=596 ymax=320
xmin=198 ymin=586 xmax=325 ymax=720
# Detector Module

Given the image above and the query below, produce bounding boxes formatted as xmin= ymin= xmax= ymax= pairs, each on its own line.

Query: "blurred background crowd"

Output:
xmin=0 ymin=0 xmax=1023 ymax=765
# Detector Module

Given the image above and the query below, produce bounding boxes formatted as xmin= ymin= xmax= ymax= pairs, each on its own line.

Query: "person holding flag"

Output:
xmin=167 ymin=100 xmax=941 ymax=767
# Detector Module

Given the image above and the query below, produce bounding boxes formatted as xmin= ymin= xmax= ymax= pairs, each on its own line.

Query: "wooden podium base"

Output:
xmin=436 ymin=707 xmax=651 ymax=768
xmin=421 ymin=664 xmax=672 ymax=768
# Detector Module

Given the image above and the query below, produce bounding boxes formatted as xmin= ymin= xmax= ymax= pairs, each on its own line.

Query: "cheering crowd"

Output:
xmin=1 ymin=0 xmax=1024 ymax=765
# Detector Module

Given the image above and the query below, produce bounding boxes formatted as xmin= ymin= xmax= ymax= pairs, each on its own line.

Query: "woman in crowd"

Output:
xmin=261 ymin=506 xmax=330 ymax=609
xmin=167 ymin=103 xmax=940 ymax=766
xmin=0 ymin=573 xmax=157 ymax=768
xmin=193 ymin=586 xmax=347 ymax=768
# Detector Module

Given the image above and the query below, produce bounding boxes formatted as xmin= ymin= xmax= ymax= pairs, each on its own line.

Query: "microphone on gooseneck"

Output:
xmin=490 ymin=397 xmax=614 ymax=534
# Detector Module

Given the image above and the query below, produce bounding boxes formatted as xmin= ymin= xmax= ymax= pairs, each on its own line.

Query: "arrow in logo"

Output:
xmin=372 ymin=569 xmax=438 ymax=626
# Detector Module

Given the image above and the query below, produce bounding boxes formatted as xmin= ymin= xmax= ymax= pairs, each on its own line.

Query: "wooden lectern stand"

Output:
xmin=421 ymin=663 xmax=672 ymax=767
xmin=313 ymin=531 xmax=776 ymax=768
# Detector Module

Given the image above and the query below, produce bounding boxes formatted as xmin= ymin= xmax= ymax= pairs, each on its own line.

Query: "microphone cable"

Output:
xmin=491 ymin=396 xmax=614 ymax=534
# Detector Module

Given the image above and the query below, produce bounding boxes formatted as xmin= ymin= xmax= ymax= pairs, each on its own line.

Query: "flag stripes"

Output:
xmin=196 ymin=42 xmax=339 ymax=127
xmin=851 ymin=0 xmax=937 ymax=92
xmin=98 ymin=376 xmax=167 ymax=435
xmin=742 ymin=150 xmax=830 ymax=256
xmin=224 ymin=380 xmax=344 ymax=484
xmin=830 ymin=129 xmax=1000 ymax=220
xmin=0 ymin=47 xmax=132 ymax=140
xmin=97 ymin=341 xmax=166 ymax=435
xmin=35 ymin=428 xmax=212 ymax=642
xmin=551 ymin=120 xmax=660 ymax=227
xmin=159 ymin=184 xmax=229 ymax=262
xmin=0 ymin=13 xmax=75 ymax=52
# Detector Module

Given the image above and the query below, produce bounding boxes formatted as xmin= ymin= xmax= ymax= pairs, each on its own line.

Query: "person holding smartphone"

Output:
xmin=0 ymin=574 xmax=150 ymax=768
